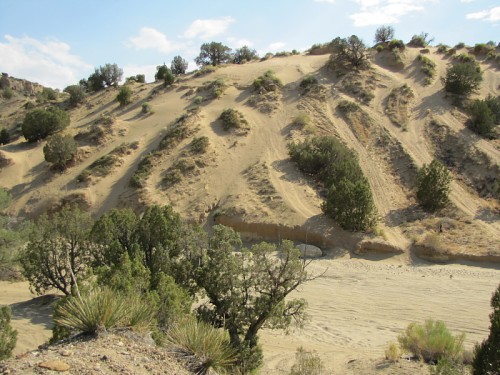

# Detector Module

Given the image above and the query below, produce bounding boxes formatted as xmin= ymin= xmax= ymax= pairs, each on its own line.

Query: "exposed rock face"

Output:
xmin=38 ymin=360 xmax=70 ymax=372
xmin=355 ymin=239 xmax=404 ymax=255
xmin=296 ymin=243 xmax=323 ymax=258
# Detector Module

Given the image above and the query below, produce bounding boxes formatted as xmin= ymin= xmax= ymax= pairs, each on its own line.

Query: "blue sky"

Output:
xmin=0 ymin=0 xmax=498 ymax=89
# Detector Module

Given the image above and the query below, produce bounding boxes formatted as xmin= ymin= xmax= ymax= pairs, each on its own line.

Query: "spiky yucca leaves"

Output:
xmin=53 ymin=288 xmax=155 ymax=335
xmin=169 ymin=318 xmax=237 ymax=375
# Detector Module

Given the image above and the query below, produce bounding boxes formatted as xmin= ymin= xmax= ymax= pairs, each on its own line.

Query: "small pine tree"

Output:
xmin=116 ymin=85 xmax=132 ymax=106
xmin=43 ymin=134 xmax=77 ymax=170
xmin=472 ymin=284 xmax=500 ymax=375
xmin=442 ymin=62 xmax=483 ymax=96
xmin=164 ymin=69 xmax=175 ymax=87
xmin=170 ymin=56 xmax=188 ymax=75
xmin=416 ymin=159 xmax=452 ymax=211
xmin=0 ymin=305 xmax=17 ymax=360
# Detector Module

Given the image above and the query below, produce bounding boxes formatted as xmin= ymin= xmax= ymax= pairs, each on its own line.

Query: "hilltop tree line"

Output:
xmin=16 ymin=204 xmax=314 ymax=373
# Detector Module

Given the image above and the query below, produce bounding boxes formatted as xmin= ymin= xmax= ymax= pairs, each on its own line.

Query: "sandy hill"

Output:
xmin=1 ymin=46 xmax=498 ymax=263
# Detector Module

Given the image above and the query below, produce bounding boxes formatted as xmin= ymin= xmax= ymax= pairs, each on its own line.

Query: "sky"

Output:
xmin=0 ymin=0 xmax=498 ymax=89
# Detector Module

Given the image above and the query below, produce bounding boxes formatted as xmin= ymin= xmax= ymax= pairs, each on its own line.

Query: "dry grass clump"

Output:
xmin=248 ymin=70 xmax=283 ymax=113
xmin=198 ymin=78 xmax=226 ymax=100
xmin=289 ymin=347 xmax=325 ymax=375
xmin=163 ymin=158 xmax=196 ymax=187
xmin=219 ymin=108 xmax=249 ymax=132
xmin=193 ymin=65 xmax=217 ymax=77
xmin=190 ymin=136 xmax=209 ymax=154
xmin=386 ymin=84 xmax=414 ymax=128
xmin=385 ymin=342 xmax=401 ymax=362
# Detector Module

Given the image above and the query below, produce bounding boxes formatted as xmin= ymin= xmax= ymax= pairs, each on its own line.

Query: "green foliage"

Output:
xmin=0 ymin=128 xmax=10 ymax=145
xmin=78 ymin=143 xmax=130 ymax=182
xmin=388 ymin=39 xmax=406 ymax=50
xmin=442 ymin=62 xmax=483 ymax=96
xmin=155 ymin=64 xmax=169 ymax=81
xmin=467 ymin=96 xmax=499 ymax=137
xmin=233 ymin=46 xmax=258 ymax=64
xmin=430 ymin=358 xmax=468 ymax=375
xmin=193 ymin=95 xmax=204 ymax=105
xmin=195 ymin=42 xmax=232 ymax=67
xmin=200 ymin=78 xmax=226 ymax=99
xmin=385 ymin=342 xmax=401 ymax=362
xmin=193 ymin=65 xmax=217 ymax=77
xmin=454 ymin=53 xmax=476 ymax=64
xmin=169 ymin=318 xmax=237 ymax=375
xmin=299 ymin=75 xmax=319 ymax=92
xmin=330 ymin=35 xmax=369 ymax=69
xmin=455 ymin=42 xmax=465 ymax=49
xmin=253 ymin=70 xmax=283 ymax=92
xmin=141 ymin=102 xmax=152 ymax=114
xmin=171 ymin=55 xmax=189 ymax=75
xmin=472 ymin=284 xmax=500 ymax=375
xmin=22 ymin=107 xmax=70 ymax=142
xmin=42 ymin=87 xmax=58 ymax=101
xmin=63 ymin=85 xmax=85 ymax=107
xmin=2 ymin=87 xmax=13 ymax=99
xmin=322 ymin=177 xmax=377 ymax=231
xmin=219 ymin=108 xmax=248 ymax=131
xmin=164 ymin=69 xmax=175 ymax=87
xmin=194 ymin=229 xmax=309 ymax=372
xmin=292 ymin=113 xmax=311 ymax=129
xmin=337 ymin=99 xmax=360 ymax=113
xmin=98 ymin=63 xmax=123 ymax=87
xmin=398 ymin=319 xmax=465 ymax=363
xmin=374 ymin=25 xmax=395 ymax=44
xmin=130 ymin=154 xmax=153 ymax=188
xmin=116 ymin=85 xmax=132 ymax=106
xmin=408 ymin=32 xmax=434 ymax=47
xmin=416 ymin=159 xmax=452 ymax=211
xmin=437 ymin=44 xmax=449 ymax=54
xmin=190 ymin=136 xmax=209 ymax=153
xmin=0 ymin=305 xmax=17 ymax=360
xmin=473 ymin=43 xmax=495 ymax=56
xmin=289 ymin=347 xmax=325 ymax=375
xmin=417 ymin=54 xmax=437 ymax=85
xmin=20 ymin=205 xmax=93 ymax=296
xmin=43 ymin=134 xmax=77 ymax=170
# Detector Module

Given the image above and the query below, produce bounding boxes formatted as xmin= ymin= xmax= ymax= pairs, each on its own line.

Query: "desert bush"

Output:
xmin=299 ymin=75 xmax=318 ymax=92
xmin=416 ymin=159 xmax=452 ymax=211
xmin=455 ymin=42 xmax=465 ymax=49
xmin=2 ymin=87 xmax=13 ymax=99
xmin=0 ymin=305 xmax=17 ymax=360
xmin=195 ymin=42 xmax=232 ymax=67
xmin=408 ymin=32 xmax=434 ymax=48
xmin=41 ymin=87 xmax=58 ymax=101
xmin=417 ymin=55 xmax=437 ymax=85
xmin=385 ymin=342 xmax=401 ymax=362
xmin=171 ymin=56 xmax=189 ymax=75
xmin=193 ymin=65 xmax=217 ymax=77
xmin=437 ymin=44 xmax=449 ymax=54
xmin=219 ymin=108 xmax=247 ymax=131
xmin=169 ymin=318 xmax=237 ymax=375
xmin=374 ymin=25 xmax=395 ymax=44
xmin=292 ymin=113 xmax=311 ymax=129
xmin=164 ymin=69 xmax=175 ymax=87
xmin=376 ymin=44 xmax=384 ymax=53
xmin=22 ymin=107 xmax=70 ymax=142
xmin=442 ymin=62 xmax=483 ymax=97
xmin=200 ymin=78 xmax=225 ymax=99
xmin=289 ymin=346 xmax=325 ymax=375
xmin=472 ymin=43 xmax=495 ymax=56
xmin=193 ymin=95 xmax=203 ymax=105
xmin=0 ymin=128 xmax=10 ymax=145
xmin=330 ymin=35 xmax=369 ymax=69
xmin=454 ymin=53 xmax=476 ymax=64
xmin=233 ymin=46 xmax=258 ymax=64
xmin=130 ymin=154 xmax=154 ymax=188
xmin=388 ymin=39 xmax=405 ymax=51
xmin=253 ymin=70 xmax=283 ymax=92
xmin=116 ymin=85 xmax=132 ymax=106
xmin=467 ymin=96 xmax=499 ymax=137
xmin=99 ymin=63 xmax=123 ymax=87
xmin=190 ymin=136 xmax=209 ymax=154
xmin=472 ymin=284 xmax=500 ymax=375
xmin=155 ymin=64 xmax=169 ymax=81
xmin=141 ymin=102 xmax=152 ymax=114
xmin=43 ymin=134 xmax=77 ymax=170
xmin=398 ymin=319 xmax=465 ymax=363
xmin=446 ymin=48 xmax=457 ymax=56
xmin=64 ymin=85 xmax=85 ymax=107
xmin=337 ymin=99 xmax=360 ymax=113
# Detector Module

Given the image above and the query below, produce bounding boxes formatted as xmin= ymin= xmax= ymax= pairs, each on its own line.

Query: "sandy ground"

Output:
xmin=1 ymin=255 xmax=498 ymax=374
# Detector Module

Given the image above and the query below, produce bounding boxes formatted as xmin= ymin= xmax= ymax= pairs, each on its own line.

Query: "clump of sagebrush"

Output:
xmin=141 ymin=102 xmax=152 ymax=114
xmin=337 ymin=99 xmax=361 ymax=114
xmin=0 ymin=305 xmax=17 ymax=360
xmin=253 ymin=70 xmax=283 ymax=93
xmin=199 ymin=78 xmax=226 ymax=99
xmin=130 ymin=154 xmax=154 ymax=188
xmin=288 ymin=136 xmax=377 ymax=231
xmin=467 ymin=95 xmax=500 ymax=138
xmin=190 ymin=136 xmax=209 ymax=154
xmin=169 ymin=318 xmax=237 ymax=375
xmin=289 ymin=347 xmax=325 ymax=375
xmin=398 ymin=319 xmax=465 ymax=364
xmin=416 ymin=159 xmax=452 ymax=212
xmin=219 ymin=108 xmax=248 ymax=131
xmin=299 ymin=75 xmax=318 ymax=93
xmin=417 ymin=54 xmax=436 ymax=85
xmin=292 ymin=113 xmax=313 ymax=133
xmin=78 ymin=142 xmax=132 ymax=182
xmin=385 ymin=342 xmax=401 ymax=363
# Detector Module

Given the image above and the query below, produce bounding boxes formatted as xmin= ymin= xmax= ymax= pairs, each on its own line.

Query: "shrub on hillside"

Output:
xmin=233 ymin=46 xmax=258 ymax=64
xmin=442 ymin=62 xmax=483 ymax=96
xmin=219 ymin=108 xmax=247 ymax=131
xmin=388 ymin=39 xmax=406 ymax=51
xmin=299 ymin=75 xmax=319 ymax=92
xmin=416 ymin=159 xmax=452 ymax=212
xmin=374 ymin=25 xmax=395 ymax=44
xmin=289 ymin=347 xmax=325 ymax=375
xmin=170 ymin=56 xmax=188 ymax=75
xmin=436 ymin=44 xmax=448 ymax=54
xmin=417 ymin=55 xmax=437 ymax=85
xmin=195 ymin=42 xmax=232 ymax=67
xmin=330 ymin=35 xmax=369 ymax=69
xmin=2 ymin=87 xmax=13 ymax=100
xmin=116 ymin=85 xmax=132 ymax=106
xmin=0 ymin=305 xmax=17 ymax=360
xmin=22 ymin=107 xmax=70 ymax=142
xmin=164 ymin=69 xmax=175 ymax=87
xmin=472 ymin=284 xmax=500 ymax=375
xmin=467 ymin=96 xmax=500 ymax=137
xmin=64 ymin=85 xmax=85 ymax=107
xmin=398 ymin=319 xmax=465 ymax=364
xmin=253 ymin=70 xmax=283 ymax=92
xmin=43 ymin=134 xmax=77 ymax=170
xmin=408 ymin=32 xmax=434 ymax=48
xmin=190 ymin=136 xmax=209 ymax=154
xmin=0 ymin=128 xmax=10 ymax=145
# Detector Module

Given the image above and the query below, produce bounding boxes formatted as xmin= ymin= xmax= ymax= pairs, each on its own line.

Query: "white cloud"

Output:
xmin=466 ymin=6 xmax=500 ymax=22
xmin=0 ymin=34 xmax=92 ymax=89
xmin=349 ymin=0 xmax=429 ymax=26
xmin=122 ymin=63 xmax=158 ymax=83
xmin=128 ymin=27 xmax=183 ymax=53
xmin=227 ymin=37 xmax=254 ymax=48
xmin=267 ymin=42 xmax=287 ymax=51
xmin=184 ymin=17 xmax=235 ymax=40
xmin=313 ymin=0 xmax=336 ymax=3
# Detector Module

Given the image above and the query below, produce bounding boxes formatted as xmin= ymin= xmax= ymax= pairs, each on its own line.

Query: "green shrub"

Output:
xmin=200 ymin=78 xmax=226 ymax=99
xmin=195 ymin=42 xmax=232 ymax=67
xmin=417 ymin=55 xmax=437 ymax=85
xmin=446 ymin=48 xmax=457 ymax=56
xmin=376 ymin=44 xmax=385 ymax=53
xmin=416 ymin=159 xmax=452 ymax=211
xmin=437 ymin=44 xmax=448 ymax=54
xmin=472 ymin=284 xmax=500 ymax=375
xmin=385 ymin=342 xmax=401 ymax=362
xmin=289 ymin=346 xmax=325 ymax=375
xmin=454 ymin=53 xmax=476 ymax=64
xmin=454 ymin=42 xmax=465 ymax=49
xmin=193 ymin=65 xmax=217 ymax=77
xmin=164 ymin=69 xmax=175 ymax=87
xmin=374 ymin=25 xmax=395 ymax=44
xmin=42 ymin=87 xmax=58 ymax=101
xmin=408 ymin=33 xmax=433 ymax=48
xmin=0 ymin=305 xmax=17 ymax=360
xmin=442 ymin=62 xmax=483 ymax=96
xmin=253 ymin=70 xmax=283 ymax=92
xmin=219 ymin=108 xmax=247 ymax=131
xmin=467 ymin=96 xmax=499 ymax=137
xmin=473 ymin=43 xmax=495 ymax=56
xmin=130 ymin=154 xmax=154 ymax=188
xmin=43 ymin=134 xmax=77 ymax=170
xmin=190 ymin=136 xmax=209 ymax=153
xmin=299 ymin=75 xmax=318 ymax=92
xmin=233 ymin=46 xmax=258 ymax=64
xmin=22 ymin=107 xmax=70 ymax=142
xmin=388 ymin=39 xmax=405 ymax=50
xmin=2 ymin=87 xmax=13 ymax=99
xmin=168 ymin=318 xmax=237 ymax=375
xmin=141 ymin=102 xmax=152 ymax=114
xmin=171 ymin=56 xmax=189 ymax=75
xmin=116 ymin=85 xmax=132 ymax=106
xmin=337 ymin=99 xmax=360 ymax=113
xmin=193 ymin=95 xmax=204 ymax=105
xmin=398 ymin=319 xmax=465 ymax=363
xmin=330 ymin=35 xmax=369 ymax=69
xmin=64 ymin=85 xmax=85 ymax=107
xmin=292 ymin=113 xmax=311 ymax=129
xmin=0 ymin=128 xmax=10 ymax=145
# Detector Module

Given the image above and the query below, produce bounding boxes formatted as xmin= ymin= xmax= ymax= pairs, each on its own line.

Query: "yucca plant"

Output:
xmin=53 ymin=288 xmax=127 ymax=335
xmin=124 ymin=293 xmax=156 ymax=331
xmin=168 ymin=318 xmax=237 ymax=375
